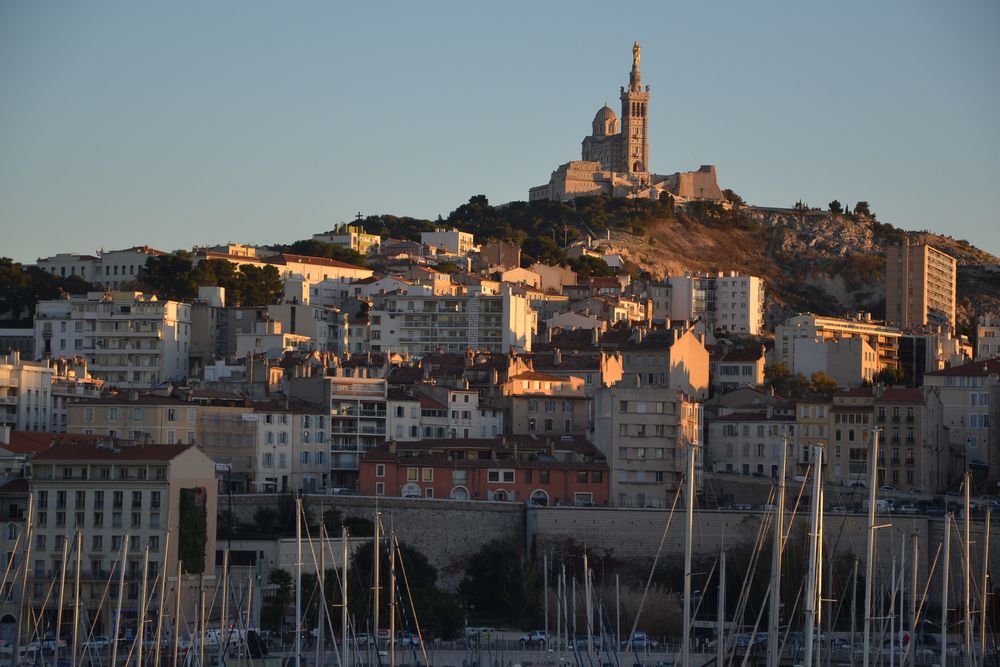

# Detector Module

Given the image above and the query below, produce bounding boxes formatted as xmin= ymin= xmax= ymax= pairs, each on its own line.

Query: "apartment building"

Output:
xmin=502 ymin=371 xmax=589 ymax=436
xmin=50 ymin=357 xmax=104 ymax=432
xmin=976 ymin=316 xmax=1000 ymax=360
xmin=710 ymin=347 xmax=767 ymax=395
xmin=34 ymin=253 xmax=99 ymax=282
xmin=359 ymin=435 xmax=608 ymax=505
xmin=666 ymin=272 xmax=765 ymax=335
xmin=252 ymin=399 xmax=331 ymax=493
xmin=827 ymin=390 xmax=874 ymax=486
xmin=287 ymin=374 xmax=388 ymax=487
xmin=923 ymin=358 xmax=999 ymax=483
xmin=873 ymin=388 xmax=947 ymax=492
xmin=706 ymin=408 xmax=793 ymax=476
xmin=68 ymin=395 xmax=200 ymax=444
xmin=885 ymin=242 xmax=957 ymax=333
xmin=26 ymin=443 xmax=217 ymax=637
xmin=0 ymin=352 xmax=53 ymax=432
xmin=312 ymin=224 xmax=381 ymax=255
xmin=34 ymin=292 xmax=190 ymax=388
xmin=420 ymin=228 xmax=475 ymax=255
xmin=776 ymin=313 xmax=900 ymax=378
xmin=93 ymin=246 xmax=167 ymax=290
xmin=794 ymin=396 xmax=832 ymax=479
xmin=617 ymin=327 xmax=711 ymax=400
xmin=592 ymin=382 xmax=702 ymax=508
xmin=369 ymin=285 xmax=536 ymax=357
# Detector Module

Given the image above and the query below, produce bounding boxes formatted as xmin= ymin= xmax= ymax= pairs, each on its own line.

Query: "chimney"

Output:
xmin=591 ymin=328 xmax=600 ymax=346
xmin=553 ymin=348 xmax=562 ymax=366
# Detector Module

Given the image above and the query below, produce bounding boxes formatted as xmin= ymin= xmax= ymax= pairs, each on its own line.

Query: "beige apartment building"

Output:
xmin=592 ymin=382 xmax=702 ymax=507
xmin=793 ymin=396 xmax=832 ymax=478
xmin=873 ymin=387 xmax=947 ymax=492
xmin=885 ymin=242 xmax=957 ymax=333
xmin=503 ymin=371 xmax=590 ymax=436
xmin=828 ymin=389 xmax=875 ymax=486
xmin=776 ymin=313 xmax=901 ymax=382
xmin=26 ymin=443 xmax=217 ymax=639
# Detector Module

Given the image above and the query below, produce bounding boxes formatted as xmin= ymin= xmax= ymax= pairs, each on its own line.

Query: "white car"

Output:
xmin=519 ymin=630 xmax=547 ymax=646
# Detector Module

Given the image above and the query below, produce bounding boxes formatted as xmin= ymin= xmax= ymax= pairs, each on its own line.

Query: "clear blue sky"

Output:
xmin=2 ymin=0 xmax=998 ymax=263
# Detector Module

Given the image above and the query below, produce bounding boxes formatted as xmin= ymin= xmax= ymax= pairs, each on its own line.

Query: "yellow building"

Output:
xmin=885 ymin=242 xmax=957 ymax=333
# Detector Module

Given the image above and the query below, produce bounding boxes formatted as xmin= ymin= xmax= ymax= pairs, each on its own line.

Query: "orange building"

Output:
xmin=358 ymin=434 xmax=609 ymax=506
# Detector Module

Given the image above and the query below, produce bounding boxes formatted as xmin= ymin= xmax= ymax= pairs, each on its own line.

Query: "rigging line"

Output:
xmin=738 ymin=578 xmax=772 ymax=667
xmin=79 ymin=538 xmax=123 ymax=665
xmin=393 ymin=537 xmax=428 ymax=667
xmin=727 ymin=483 xmax=775 ymax=654
xmin=621 ymin=482 xmax=683 ymax=664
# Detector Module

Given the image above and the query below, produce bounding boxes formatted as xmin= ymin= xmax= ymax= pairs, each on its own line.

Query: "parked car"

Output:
xmin=519 ymin=630 xmax=547 ymax=647
xmin=395 ymin=632 xmax=419 ymax=647
xmin=622 ymin=631 xmax=658 ymax=650
xmin=353 ymin=633 xmax=376 ymax=647
xmin=898 ymin=503 xmax=919 ymax=515
xmin=83 ymin=636 xmax=111 ymax=650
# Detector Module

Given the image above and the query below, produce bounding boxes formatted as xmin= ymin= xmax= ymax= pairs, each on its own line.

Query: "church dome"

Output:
xmin=592 ymin=105 xmax=619 ymax=137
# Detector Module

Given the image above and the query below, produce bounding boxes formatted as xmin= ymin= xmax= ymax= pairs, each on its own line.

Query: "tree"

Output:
xmin=722 ymin=189 xmax=745 ymax=207
xmin=763 ymin=363 xmax=793 ymax=395
xmin=136 ymin=252 xmax=197 ymax=301
xmin=810 ymin=371 xmax=838 ymax=395
xmin=262 ymin=569 xmax=294 ymax=631
xmin=853 ymin=201 xmax=872 ymax=217
xmin=349 ymin=540 xmax=463 ymax=638
xmin=459 ymin=540 xmax=543 ymax=629
xmin=828 ymin=200 xmax=843 ymax=214
xmin=432 ymin=262 xmax=461 ymax=274
xmin=283 ymin=239 xmax=367 ymax=267
xmin=254 ymin=507 xmax=279 ymax=535
xmin=569 ymin=255 xmax=613 ymax=280
xmin=234 ymin=264 xmax=283 ymax=307
xmin=872 ymin=365 xmax=907 ymax=387
xmin=521 ymin=236 xmax=566 ymax=266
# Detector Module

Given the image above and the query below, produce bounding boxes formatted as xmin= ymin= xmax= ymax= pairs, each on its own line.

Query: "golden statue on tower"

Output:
xmin=632 ymin=41 xmax=640 ymax=67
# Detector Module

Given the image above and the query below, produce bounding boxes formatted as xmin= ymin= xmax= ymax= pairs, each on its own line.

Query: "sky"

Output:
xmin=1 ymin=1 xmax=999 ymax=263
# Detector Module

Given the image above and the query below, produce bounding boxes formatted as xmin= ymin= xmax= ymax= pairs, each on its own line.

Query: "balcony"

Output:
xmin=905 ymin=416 xmax=915 ymax=423
xmin=891 ymin=416 xmax=900 ymax=423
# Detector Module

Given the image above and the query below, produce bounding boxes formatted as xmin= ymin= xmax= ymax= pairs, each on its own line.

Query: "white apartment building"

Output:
xmin=34 ymin=292 xmax=190 ymax=388
xmin=25 ymin=443 xmax=217 ymax=638
xmin=775 ymin=313 xmax=901 ymax=375
xmin=592 ymin=381 xmax=702 ymax=507
xmin=0 ymin=352 xmax=53 ymax=432
xmin=93 ymin=246 xmax=166 ymax=290
xmin=977 ymin=317 xmax=1000 ymax=360
xmin=34 ymin=253 xmax=100 ymax=282
xmin=666 ymin=272 xmax=765 ymax=335
xmin=420 ymin=228 xmax=475 ymax=255
xmin=706 ymin=410 xmax=794 ymax=476
xmin=50 ymin=357 xmax=104 ymax=432
xmin=253 ymin=399 xmax=331 ymax=493
xmin=312 ymin=224 xmax=381 ymax=255
xmin=923 ymin=359 xmax=998 ymax=475
xmin=287 ymin=375 xmax=388 ymax=488
xmin=369 ymin=285 xmax=536 ymax=357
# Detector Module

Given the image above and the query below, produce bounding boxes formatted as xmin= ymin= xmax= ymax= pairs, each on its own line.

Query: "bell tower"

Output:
xmin=618 ymin=42 xmax=650 ymax=174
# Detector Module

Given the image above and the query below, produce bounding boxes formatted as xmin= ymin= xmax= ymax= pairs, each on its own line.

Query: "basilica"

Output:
xmin=529 ymin=43 xmax=724 ymax=203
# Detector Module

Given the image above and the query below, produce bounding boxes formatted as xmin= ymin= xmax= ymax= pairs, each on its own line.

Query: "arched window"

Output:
xmin=450 ymin=486 xmax=469 ymax=501
xmin=493 ymin=489 xmax=509 ymax=502
xmin=401 ymin=483 xmax=420 ymax=498
xmin=529 ymin=489 xmax=549 ymax=506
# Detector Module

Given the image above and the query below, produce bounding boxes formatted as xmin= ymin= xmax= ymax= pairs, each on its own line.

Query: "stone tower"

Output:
xmin=618 ymin=41 xmax=650 ymax=174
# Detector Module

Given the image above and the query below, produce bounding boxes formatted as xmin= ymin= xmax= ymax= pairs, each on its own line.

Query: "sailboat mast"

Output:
xmin=767 ymin=436 xmax=788 ymax=667
xmin=863 ymin=430 xmax=880 ymax=667
xmin=544 ymin=553 xmax=549 ymax=649
xmin=911 ymin=532 xmax=918 ymax=667
xmin=851 ymin=557 xmax=858 ymax=667
xmin=172 ymin=557 xmax=182 ymax=667
xmin=295 ymin=494 xmax=303 ymax=667
xmin=942 ymin=513 xmax=950 ymax=667
xmin=318 ymin=524 xmax=325 ymax=667
xmin=374 ymin=511 xmax=381 ymax=659
xmin=717 ymin=549 xmax=726 ymax=667
xmin=964 ymin=473 xmax=972 ymax=667
xmin=583 ymin=549 xmax=592 ymax=654
xmin=343 ymin=525 xmax=350 ymax=667
xmin=222 ymin=549 xmax=230 ymax=664
xmin=154 ymin=533 xmax=170 ymax=667
xmin=110 ymin=534 xmax=129 ymax=667
xmin=389 ymin=533 xmax=397 ymax=667
xmin=980 ymin=509 xmax=991 ymax=666
xmin=683 ymin=440 xmax=695 ymax=667
xmin=139 ymin=544 xmax=149 ymax=667
xmin=804 ymin=448 xmax=822 ymax=667
xmin=72 ymin=530 xmax=81 ymax=667
xmin=54 ymin=529 xmax=70 ymax=667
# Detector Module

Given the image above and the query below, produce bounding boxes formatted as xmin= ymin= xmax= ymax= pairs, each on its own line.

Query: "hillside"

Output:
xmin=354 ymin=195 xmax=1000 ymax=334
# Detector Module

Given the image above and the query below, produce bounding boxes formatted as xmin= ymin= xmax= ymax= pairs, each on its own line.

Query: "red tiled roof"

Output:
xmin=509 ymin=371 xmax=575 ymax=382
xmin=875 ymin=388 xmax=923 ymax=403
xmin=2 ymin=432 xmax=104 ymax=455
xmin=33 ymin=443 xmax=195 ymax=462
xmin=272 ymin=253 xmax=370 ymax=271
xmin=417 ymin=394 xmax=447 ymax=410
xmin=925 ymin=359 xmax=1000 ymax=377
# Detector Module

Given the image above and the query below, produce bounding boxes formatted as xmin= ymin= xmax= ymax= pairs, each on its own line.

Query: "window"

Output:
xmin=540 ymin=470 xmax=550 ymax=484
xmin=132 ymin=491 xmax=142 ymax=510
xmin=376 ymin=482 xmax=385 ymax=496
xmin=92 ymin=535 xmax=103 ymax=552
xmin=93 ymin=512 xmax=103 ymax=528
xmin=376 ymin=464 xmax=385 ymax=478
xmin=406 ymin=468 xmax=418 ymax=482
xmin=421 ymin=468 xmax=433 ymax=482
xmin=166 ymin=409 xmax=176 ymax=422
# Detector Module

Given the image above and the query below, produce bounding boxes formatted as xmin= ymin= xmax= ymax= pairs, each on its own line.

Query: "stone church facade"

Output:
xmin=530 ymin=43 xmax=724 ymax=204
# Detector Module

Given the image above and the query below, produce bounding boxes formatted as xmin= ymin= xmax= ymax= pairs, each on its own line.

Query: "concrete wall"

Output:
xmin=226 ymin=494 xmax=525 ymax=590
